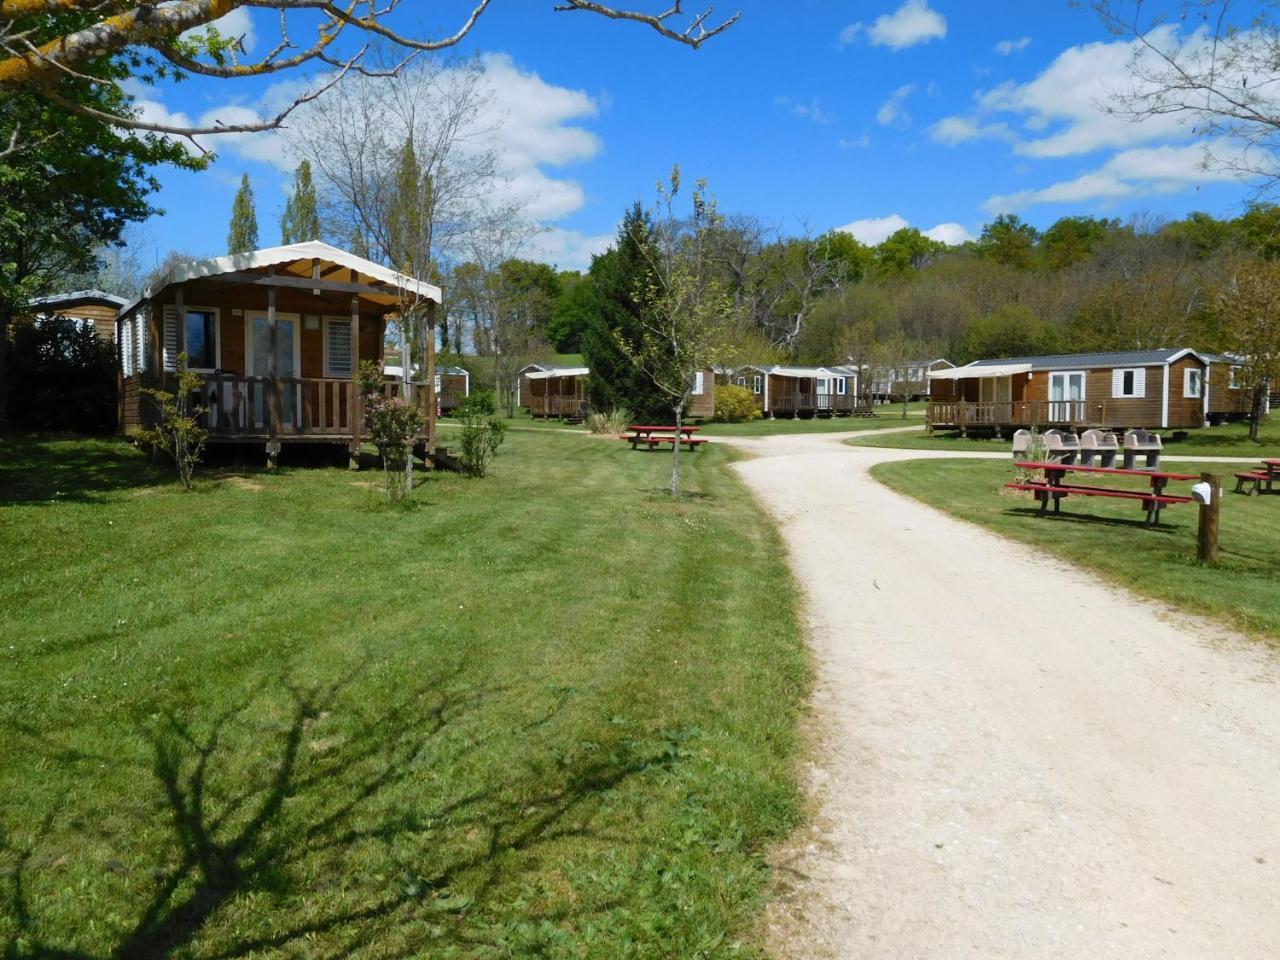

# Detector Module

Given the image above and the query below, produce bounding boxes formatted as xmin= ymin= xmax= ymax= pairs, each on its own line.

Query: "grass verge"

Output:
xmin=0 ymin=431 xmax=808 ymax=958
xmin=872 ymin=456 xmax=1280 ymax=639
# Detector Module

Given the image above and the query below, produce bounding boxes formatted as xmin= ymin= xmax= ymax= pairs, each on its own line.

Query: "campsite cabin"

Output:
xmin=733 ymin=364 xmax=861 ymax=418
xmin=1204 ymin=354 xmax=1253 ymax=423
xmin=29 ymin=290 xmax=127 ymax=342
xmin=926 ymin=348 xmax=1213 ymax=435
xmin=115 ymin=241 xmax=442 ymax=466
xmin=518 ymin=364 xmax=590 ymax=420
xmin=686 ymin=367 xmax=716 ymax=420
xmin=438 ymin=366 xmax=471 ymax=413
xmin=865 ymin=358 xmax=954 ymax=401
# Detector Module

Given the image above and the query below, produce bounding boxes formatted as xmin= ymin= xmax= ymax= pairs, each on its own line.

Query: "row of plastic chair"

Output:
xmin=1012 ymin=428 xmax=1162 ymax=470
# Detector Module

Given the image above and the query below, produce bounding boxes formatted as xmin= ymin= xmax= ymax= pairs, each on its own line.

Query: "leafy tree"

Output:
xmin=8 ymin=316 xmax=117 ymax=432
xmin=1040 ymin=216 xmax=1116 ymax=269
xmin=815 ymin=230 xmax=875 ymax=286
xmin=546 ymin=272 xmax=596 ymax=352
xmin=1159 ymin=212 xmax=1232 ymax=261
xmin=875 ymin=227 xmax=943 ymax=275
xmin=136 ymin=355 xmax=209 ymax=490
xmin=962 ymin=304 xmax=1061 ymax=361
xmin=0 ymin=43 xmax=194 ymax=429
xmin=280 ymin=159 xmax=320 ymax=244
xmin=1216 ymin=258 xmax=1280 ymax=441
xmin=227 ymin=174 xmax=259 ymax=254
xmin=581 ymin=203 xmax=669 ymax=420
xmin=1234 ymin=204 xmax=1280 ymax=260
xmin=976 ymin=214 xmax=1039 ymax=269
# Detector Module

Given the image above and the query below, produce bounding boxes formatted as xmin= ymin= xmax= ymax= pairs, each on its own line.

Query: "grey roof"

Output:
xmin=29 ymin=289 xmax=128 ymax=309
xmin=968 ymin=348 xmax=1206 ymax=371
xmin=439 ymin=366 xmax=469 ymax=377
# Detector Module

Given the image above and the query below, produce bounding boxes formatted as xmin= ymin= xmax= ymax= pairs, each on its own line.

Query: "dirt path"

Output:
xmin=723 ymin=432 xmax=1280 ymax=960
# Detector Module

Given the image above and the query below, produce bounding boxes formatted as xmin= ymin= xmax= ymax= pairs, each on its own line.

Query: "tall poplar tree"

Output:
xmin=227 ymin=174 xmax=259 ymax=254
xmin=280 ymin=160 xmax=319 ymax=244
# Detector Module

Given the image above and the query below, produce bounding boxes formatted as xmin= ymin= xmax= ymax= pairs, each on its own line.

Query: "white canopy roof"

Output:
xmin=120 ymin=240 xmax=441 ymax=315
xmin=928 ymin=362 xmax=1032 ymax=380
xmin=524 ymin=367 xmax=589 ymax=380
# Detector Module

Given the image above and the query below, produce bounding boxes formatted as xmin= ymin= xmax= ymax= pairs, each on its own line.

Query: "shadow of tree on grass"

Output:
xmin=2 ymin=664 xmax=682 ymax=959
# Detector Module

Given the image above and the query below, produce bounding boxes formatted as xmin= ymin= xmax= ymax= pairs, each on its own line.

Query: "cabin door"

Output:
xmin=816 ymin=377 xmax=831 ymax=410
xmin=245 ymin=312 xmax=302 ymax=430
xmin=1048 ymin=371 xmax=1085 ymax=423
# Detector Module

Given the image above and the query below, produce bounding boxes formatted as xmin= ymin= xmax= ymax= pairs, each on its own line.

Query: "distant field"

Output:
xmin=849 ymin=420 xmax=1280 ymax=458
xmin=872 ymin=456 xmax=1280 ymax=639
xmin=0 ymin=432 xmax=807 ymax=958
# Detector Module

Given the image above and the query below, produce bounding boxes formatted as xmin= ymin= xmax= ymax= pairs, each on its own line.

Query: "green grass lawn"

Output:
xmin=872 ymin=457 xmax=1280 ymax=639
xmin=700 ymin=405 xmax=924 ymax=437
xmin=850 ymin=419 xmax=1280 ymax=458
xmin=0 ymin=432 xmax=808 ymax=958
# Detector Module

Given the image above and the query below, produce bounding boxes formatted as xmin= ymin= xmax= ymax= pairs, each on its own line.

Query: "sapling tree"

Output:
xmin=455 ymin=391 xmax=506 ymax=478
xmin=624 ymin=166 xmax=736 ymax=497
xmin=1216 ymin=258 xmax=1280 ymax=441
xmin=358 ymin=359 xmax=425 ymax=503
xmin=136 ymin=353 xmax=208 ymax=490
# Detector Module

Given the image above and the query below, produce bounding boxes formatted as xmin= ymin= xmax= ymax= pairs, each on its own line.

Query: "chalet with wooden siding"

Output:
xmin=864 ymin=358 xmax=954 ymax=401
xmin=438 ymin=366 xmax=470 ymax=413
xmin=926 ymin=348 xmax=1215 ymax=434
xmin=517 ymin=364 xmax=590 ymax=420
xmin=733 ymin=364 xmax=861 ymax=418
xmin=29 ymin=290 xmax=127 ymax=342
xmin=1204 ymin=354 xmax=1253 ymax=422
xmin=115 ymin=241 xmax=441 ymax=466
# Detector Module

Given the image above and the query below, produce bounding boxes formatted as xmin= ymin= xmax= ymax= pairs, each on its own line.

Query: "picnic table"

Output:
xmin=1233 ymin=458 xmax=1280 ymax=495
xmin=622 ymin=424 xmax=708 ymax=451
xmin=1008 ymin=461 xmax=1198 ymax=526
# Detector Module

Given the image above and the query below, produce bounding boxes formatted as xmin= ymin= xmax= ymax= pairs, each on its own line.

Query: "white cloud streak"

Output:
xmin=836 ymin=213 xmax=973 ymax=246
xmin=838 ymin=0 xmax=946 ymax=51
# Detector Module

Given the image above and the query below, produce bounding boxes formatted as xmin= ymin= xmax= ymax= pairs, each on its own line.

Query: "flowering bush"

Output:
xmin=364 ymin=393 xmax=424 ymax=504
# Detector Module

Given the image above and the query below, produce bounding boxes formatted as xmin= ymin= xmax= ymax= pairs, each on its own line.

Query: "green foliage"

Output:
xmin=714 ymin=384 xmax=762 ymax=423
xmin=357 ymin=359 xmax=384 ymax=397
xmin=546 ymin=272 xmax=595 ymax=352
xmin=1040 ymin=216 xmax=1117 ymax=269
xmin=585 ymin=407 xmax=632 ymax=434
xmin=280 ymin=159 xmax=320 ymax=244
xmin=135 ymin=354 xmax=208 ymax=490
xmin=227 ymin=174 xmax=259 ymax=254
xmin=8 ymin=316 xmax=117 ymax=432
xmin=875 ymin=226 xmax=944 ymax=275
xmin=962 ymin=303 xmax=1061 ymax=361
xmin=457 ymin=399 xmax=506 ymax=477
xmin=976 ymin=214 xmax=1040 ymax=269
xmin=581 ymin=203 xmax=670 ymax=421
xmin=386 ymin=138 xmax=432 ymax=276
xmin=363 ymin=393 xmax=425 ymax=503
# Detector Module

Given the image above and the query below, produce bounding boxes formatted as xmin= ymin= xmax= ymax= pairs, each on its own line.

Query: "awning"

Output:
xmin=928 ymin=363 xmax=1033 ymax=380
xmin=524 ymin=367 xmax=589 ymax=380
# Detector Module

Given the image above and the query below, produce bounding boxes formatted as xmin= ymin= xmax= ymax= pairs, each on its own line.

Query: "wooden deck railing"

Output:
xmin=928 ymin=398 xmax=1167 ymax=431
xmin=530 ymin=395 xmax=588 ymax=418
xmin=770 ymin=392 xmax=858 ymax=414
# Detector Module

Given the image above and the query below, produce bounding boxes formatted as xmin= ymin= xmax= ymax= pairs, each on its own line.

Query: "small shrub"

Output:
xmin=136 ymin=354 xmax=208 ymax=490
xmin=714 ymin=384 xmax=762 ymax=423
xmin=364 ymin=394 xmax=424 ymax=504
xmin=586 ymin=407 xmax=632 ymax=434
xmin=457 ymin=394 xmax=506 ymax=478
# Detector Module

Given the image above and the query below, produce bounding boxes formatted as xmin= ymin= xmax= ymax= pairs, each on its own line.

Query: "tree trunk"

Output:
xmin=1251 ymin=383 xmax=1267 ymax=442
xmin=671 ymin=401 xmax=683 ymax=498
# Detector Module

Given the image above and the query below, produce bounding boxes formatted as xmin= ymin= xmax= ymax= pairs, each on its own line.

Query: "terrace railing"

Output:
xmin=927 ymin=398 xmax=1166 ymax=430
xmin=769 ymin=391 xmax=858 ymax=414
xmin=529 ymin=395 xmax=588 ymax=418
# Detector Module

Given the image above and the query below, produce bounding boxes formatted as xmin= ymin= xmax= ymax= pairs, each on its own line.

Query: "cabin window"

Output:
xmin=1184 ymin=367 xmax=1203 ymax=399
xmin=1230 ymin=365 xmax=1241 ymax=389
xmin=324 ymin=317 xmax=353 ymax=378
xmin=691 ymin=371 xmax=705 ymax=395
xmin=836 ymin=377 xmax=847 ymax=395
xmin=735 ymin=376 xmax=746 ymax=386
xmin=752 ymin=375 xmax=763 ymax=395
xmin=185 ymin=310 xmax=217 ymax=370
xmin=120 ymin=318 xmax=135 ymax=377
xmin=1112 ymin=367 xmax=1145 ymax=398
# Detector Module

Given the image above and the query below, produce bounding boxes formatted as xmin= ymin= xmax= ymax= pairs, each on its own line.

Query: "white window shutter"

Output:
xmin=137 ymin=310 xmax=148 ymax=374
xmin=1111 ymin=369 xmax=1124 ymax=398
xmin=121 ymin=319 xmax=133 ymax=377
xmin=692 ymin=371 xmax=704 ymax=395
xmin=325 ymin=318 xmax=352 ymax=377
xmin=1133 ymin=368 xmax=1146 ymax=398
xmin=162 ymin=305 xmax=178 ymax=372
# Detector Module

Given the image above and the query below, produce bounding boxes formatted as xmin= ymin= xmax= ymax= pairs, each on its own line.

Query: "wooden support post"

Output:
xmin=426 ymin=299 xmax=437 ymax=460
xmin=1197 ymin=472 xmax=1221 ymax=565
xmin=349 ymin=287 xmax=362 ymax=470
xmin=266 ymin=273 xmax=280 ymax=469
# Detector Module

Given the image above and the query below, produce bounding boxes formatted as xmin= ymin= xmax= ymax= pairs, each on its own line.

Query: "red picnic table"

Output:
xmin=1009 ymin=461 xmax=1198 ymax=526
xmin=1233 ymin=458 xmax=1280 ymax=495
xmin=622 ymin=424 xmax=707 ymax=451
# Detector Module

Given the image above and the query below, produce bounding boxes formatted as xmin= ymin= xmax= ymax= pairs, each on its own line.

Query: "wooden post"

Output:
xmin=349 ymin=288 xmax=361 ymax=470
xmin=426 ymin=299 xmax=437 ymax=460
xmin=266 ymin=272 xmax=280 ymax=468
xmin=1197 ymin=472 xmax=1221 ymax=565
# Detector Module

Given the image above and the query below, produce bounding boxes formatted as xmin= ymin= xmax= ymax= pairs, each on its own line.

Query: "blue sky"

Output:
xmin=130 ymin=0 xmax=1263 ymax=271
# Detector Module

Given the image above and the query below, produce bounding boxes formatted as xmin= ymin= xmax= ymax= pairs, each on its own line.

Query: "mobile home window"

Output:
xmin=1112 ymin=367 xmax=1145 ymax=398
xmin=751 ymin=375 xmax=763 ymax=395
xmin=735 ymin=376 xmax=746 ymax=386
xmin=324 ymin=317 xmax=353 ymax=378
xmin=185 ymin=309 xmax=217 ymax=370
xmin=1184 ymin=367 xmax=1203 ymax=398
xmin=691 ymin=371 xmax=705 ymax=395
xmin=836 ymin=377 xmax=847 ymax=395
xmin=1230 ymin=365 xmax=1241 ymax=389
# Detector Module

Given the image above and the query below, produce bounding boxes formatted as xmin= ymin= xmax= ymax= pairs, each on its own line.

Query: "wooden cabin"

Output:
xmin=1204 ymin=354 xmax=1253 ymax=423
xmin=864 ymin=358 xmax=954 ymax=401
xmin=686 ymin=367 xmax=716 ymax=420
xmin=732 ymin=365 xmax=861 ymax=418
xmin=29 ymin=290 xmax=127 ymax=342
xmin=115 ymin=241 xmax=442 ymax=466
xmin=518 ymin=364 xmax=590 ymax=420
xmin=926 ymin=348 xmax=1216 ymax=435
xmin=438 ymin=366 xmax=470 ymax=414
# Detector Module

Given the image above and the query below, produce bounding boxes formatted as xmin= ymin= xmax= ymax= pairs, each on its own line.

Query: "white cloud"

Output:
xmin=983 ymin=141 xmax=1240 ymax=213
xmin=840 ymin=0 xmax=946 ymax=52
xmin=994 ymin=36 xmax=1031 ymax=56
xmin=876 ymin=84 xmax=916 ymax=127
xmin=836 ymin=213 xmax=972 ymax=246
xmin=523 ymin=227 xmax=615 ymax=271
xmin=929 ymin=115 xmax=1014 ymax=145
xmin=924 ymin=222 xmax=975 ymax=245
xmin=775 ymin=95 xmax=833 ymax=125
